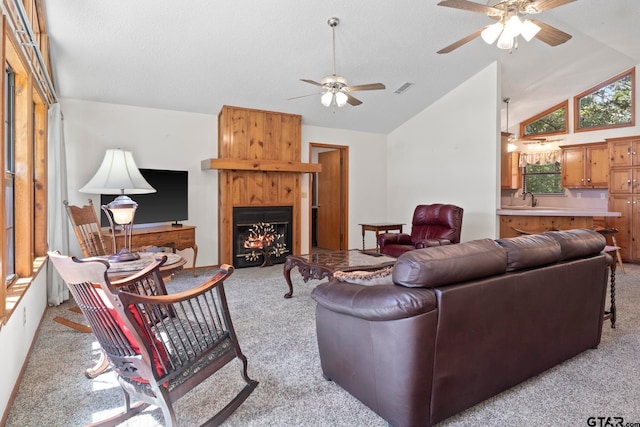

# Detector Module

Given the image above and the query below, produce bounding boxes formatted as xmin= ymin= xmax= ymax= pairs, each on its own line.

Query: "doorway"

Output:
xmin=310 ymin=143 xmax=349 ymax=252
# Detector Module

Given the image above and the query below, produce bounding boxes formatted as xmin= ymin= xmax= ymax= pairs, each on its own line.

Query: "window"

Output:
xmin=520 ymin=101 xmax=568 ymax=138
xmin=2 ymin=8 xmax=52 ymax=322
xmin=574 ymin=68 xmax=635 ymax=132
xmin=4 ymin=67 xmax=16 ymax=286
xmin=523 ymin=162 xmax=563 ymax=194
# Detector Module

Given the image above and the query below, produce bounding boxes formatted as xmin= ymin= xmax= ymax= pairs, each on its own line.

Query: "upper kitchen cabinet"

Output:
xmin=608 ymin=136 xmax=640 ymax=167
xmin=560 ymin=142 xmax=609 ymax=188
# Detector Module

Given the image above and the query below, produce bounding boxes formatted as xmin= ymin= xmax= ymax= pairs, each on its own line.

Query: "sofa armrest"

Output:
xmin=415 ymin=238 xmax=451 ymax=249
xmin=377 ymin=232 xmax=412 ymax=248
xmin=311 ymin=280 xmax=437 ymax=321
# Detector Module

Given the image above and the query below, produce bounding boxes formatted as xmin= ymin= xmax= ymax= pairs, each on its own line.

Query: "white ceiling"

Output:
xmin=42 ymin=0 xmax=640 ymax=135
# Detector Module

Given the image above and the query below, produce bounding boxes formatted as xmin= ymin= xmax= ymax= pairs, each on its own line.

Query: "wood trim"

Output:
xmin=201 ymin=158 xmax=321 ymax=173
xmin=0 ymin=15 xmax=6 ymax=322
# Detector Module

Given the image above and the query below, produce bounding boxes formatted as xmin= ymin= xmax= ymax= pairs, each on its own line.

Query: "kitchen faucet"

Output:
xmin=522 ymin=191 xmax=537 ymax=207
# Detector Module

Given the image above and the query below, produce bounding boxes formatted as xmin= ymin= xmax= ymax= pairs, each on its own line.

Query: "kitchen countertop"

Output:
xmin=497 ymin=207 xmax=621 ymax=217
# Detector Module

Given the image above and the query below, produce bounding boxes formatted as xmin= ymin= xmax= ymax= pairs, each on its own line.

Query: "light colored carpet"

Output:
xmin=6 ymin=262 xmax=640 ymax=426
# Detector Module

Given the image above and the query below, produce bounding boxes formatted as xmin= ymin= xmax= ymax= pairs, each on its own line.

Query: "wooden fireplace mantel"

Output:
xmin=201 ymin=158 xmax=321 ymax=173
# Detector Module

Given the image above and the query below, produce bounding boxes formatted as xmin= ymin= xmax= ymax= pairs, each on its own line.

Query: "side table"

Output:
xmin=359 ymin=223 xmax=405 ymax=252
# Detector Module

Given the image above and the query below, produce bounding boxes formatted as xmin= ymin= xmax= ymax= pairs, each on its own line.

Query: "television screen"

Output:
xmin=101 ymin=168 xmax=188 ymax=226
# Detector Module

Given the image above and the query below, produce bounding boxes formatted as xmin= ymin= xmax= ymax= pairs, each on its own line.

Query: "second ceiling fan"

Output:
xmin=290 ymin=17 xmax=385 ymax=107
xmin=437 ymin=0 xmax=576 ymax=54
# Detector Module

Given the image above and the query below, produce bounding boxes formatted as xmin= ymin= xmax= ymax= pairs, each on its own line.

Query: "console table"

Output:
xmin=359 ymin=223 xmax=405 ymax=252
xmin=103 ymin=224 xmax=198 ymax=276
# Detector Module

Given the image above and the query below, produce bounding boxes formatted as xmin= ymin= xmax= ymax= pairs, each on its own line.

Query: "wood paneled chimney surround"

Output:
xmin=201 ymin=105 xmax=321 ymax=265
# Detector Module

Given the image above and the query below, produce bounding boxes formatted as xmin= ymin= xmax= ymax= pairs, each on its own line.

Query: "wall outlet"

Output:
xmin=601 ymin=193 xmax=606 ymax=199
xmin=576 ymin=193 xmax=581 ymax=199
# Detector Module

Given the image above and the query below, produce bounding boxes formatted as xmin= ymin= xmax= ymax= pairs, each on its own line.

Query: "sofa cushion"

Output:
xmin=496 ymin=234 xmax=561 ymax=271
xmin=333 ymin=266 xmax=394 ymax=286
xmin=392 ymin=238 xmax=507 ymax=288
xmin=543 ymin=229 xmax=606 ymax=261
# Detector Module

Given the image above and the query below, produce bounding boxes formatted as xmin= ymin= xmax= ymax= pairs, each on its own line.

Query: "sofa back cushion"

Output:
xmin=543 ymin=229 xmax=606 ymax=260
xmin=392 ymin=238 xmax=507 ymax=288
xmin=496 ymin=234 xmax=562 ymax=272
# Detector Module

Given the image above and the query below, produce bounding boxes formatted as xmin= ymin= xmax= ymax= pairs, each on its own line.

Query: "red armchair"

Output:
xmin=377 ymin=204 xmax=463 ymax=257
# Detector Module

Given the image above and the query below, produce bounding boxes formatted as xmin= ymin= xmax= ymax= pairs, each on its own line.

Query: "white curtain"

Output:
xmin=519 ymin=150 xmax=561 ymax=168
xmin=46 ymin=103 xmax=70 ymax=306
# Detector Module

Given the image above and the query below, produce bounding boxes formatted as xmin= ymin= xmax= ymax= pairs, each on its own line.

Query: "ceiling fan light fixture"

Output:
xmin=321 ymin=91 xmax=334 ymax=107
xmin=496 ymin=30 xmax=514 ymax=50
xmin=334 ymin=91 xmax=348 ymax=107
xmin=503 ymin=15 xmax=523 ymax=39
xmin=481 ymin=21 xmax=503 ymax=44
xmin=520 ymin=19 xmax=541 ymax=42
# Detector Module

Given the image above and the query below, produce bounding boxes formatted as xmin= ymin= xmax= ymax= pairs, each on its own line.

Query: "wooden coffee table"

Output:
xmin=283 ymin=250 xmax=396 ymax=298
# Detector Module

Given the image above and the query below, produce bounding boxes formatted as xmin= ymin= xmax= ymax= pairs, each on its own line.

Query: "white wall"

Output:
xmin=0 ymin=268 xmax=48 ymax=420
xmin=61 ymin=99 xmax=218 ymax=266
xmin=301 ymin=126 xmax=387 ymax=251
xmin=61 ymin=99 xmax=389 ymax=261
xmin=386 ymin=62 xmax=501 ymax=242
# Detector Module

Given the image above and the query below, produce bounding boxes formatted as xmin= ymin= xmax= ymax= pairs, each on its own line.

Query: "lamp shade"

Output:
xmin=79 ymin=149 xmax=156 ymax=195
xmin=321 ymin=91 xmax=334 ymax=107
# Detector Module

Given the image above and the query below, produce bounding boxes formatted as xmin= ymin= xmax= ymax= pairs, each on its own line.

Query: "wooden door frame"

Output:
xmin=309 ymin=143 xmax=349 ymax=251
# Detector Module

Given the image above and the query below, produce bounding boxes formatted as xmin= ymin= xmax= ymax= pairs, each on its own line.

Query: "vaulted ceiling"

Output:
xmin=42 ymin=0 xmax=640 ymax=135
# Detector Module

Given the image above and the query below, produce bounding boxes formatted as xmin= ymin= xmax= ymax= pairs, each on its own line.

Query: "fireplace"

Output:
xmin=233 ymin=206 xmax=293 ymax=268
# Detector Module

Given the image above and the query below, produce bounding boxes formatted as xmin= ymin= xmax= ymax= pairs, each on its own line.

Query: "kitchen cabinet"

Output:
xmin=607 ymin=135 xmax=640 ymax=261
xmin=608 ymin=136 xmax=640 ymax=167
xmin=560 ymin=142 xmax=608 ymax=188
xmin=501 ymin=132 xmax=521 ymax=190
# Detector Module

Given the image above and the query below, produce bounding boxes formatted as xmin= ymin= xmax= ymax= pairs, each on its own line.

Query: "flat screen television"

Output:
xmin=100 ymin=168 xmax=188 ymax=227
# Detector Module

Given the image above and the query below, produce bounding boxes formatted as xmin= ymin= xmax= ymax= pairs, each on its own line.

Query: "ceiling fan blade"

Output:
xmin=530 ymin=19 xmax=572 ymax=46
xmin=529 ymin=0 xmax=577 ymax=12
xmin=288 ymin=92 xmax=323 ymax=101
xmin=345 ymin=93 xmax=362 ymax=106
xmin=345 ymin=83 xmax=385 ymax=92
xmin=437 ymin=0 xmax=501 ymax=16
xmin=437 ymin=27 xmax=485 ymax=54
xmin=300 ymin=79 xmax=324 ymax=87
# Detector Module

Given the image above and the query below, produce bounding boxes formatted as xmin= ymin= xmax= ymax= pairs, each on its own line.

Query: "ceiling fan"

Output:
xmin=289 ymin=17 xmax=385 ymax=107
xmin=437 ymin=0 xmax=576 ymax=54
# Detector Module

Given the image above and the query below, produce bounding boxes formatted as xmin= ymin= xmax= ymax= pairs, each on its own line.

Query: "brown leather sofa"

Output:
xmin=311 ymin=229 xmax=610 ymax=427
xmin=377 ymin=204 xmax=463 ymax=258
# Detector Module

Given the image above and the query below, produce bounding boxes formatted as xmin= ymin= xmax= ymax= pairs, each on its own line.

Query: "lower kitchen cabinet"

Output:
xmin=607 ymin=195 xmax=640 ymax=261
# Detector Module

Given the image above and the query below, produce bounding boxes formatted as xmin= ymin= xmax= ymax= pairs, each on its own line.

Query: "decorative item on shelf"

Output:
xmin=79 ymin=148 xmax=155 ymax=262
xmin=242 ymin=222 xmax=287 ymax=267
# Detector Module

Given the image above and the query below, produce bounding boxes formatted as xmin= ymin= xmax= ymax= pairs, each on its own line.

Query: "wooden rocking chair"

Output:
xmin=53 ymin=199 xmax=110 ymax=334
xmin=48 ymin=252 xmax=258 ymax=427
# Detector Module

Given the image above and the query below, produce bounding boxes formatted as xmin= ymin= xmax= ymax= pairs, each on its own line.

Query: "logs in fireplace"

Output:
xmin=233 ymin=206 xmax=293 ymax=268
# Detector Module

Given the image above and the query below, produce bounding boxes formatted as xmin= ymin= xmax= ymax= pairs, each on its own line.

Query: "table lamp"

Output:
xmin=79 ymin=148 xmax=155 ymax=262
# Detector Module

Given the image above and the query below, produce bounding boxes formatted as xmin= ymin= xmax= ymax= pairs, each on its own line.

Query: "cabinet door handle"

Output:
xmin=587 ymin=178 xmax=591 ymax=182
